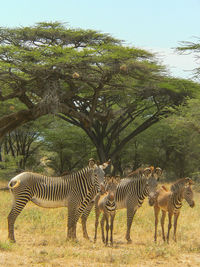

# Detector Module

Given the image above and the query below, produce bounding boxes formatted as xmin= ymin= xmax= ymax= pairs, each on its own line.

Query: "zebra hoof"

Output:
xmin=127 ymin=239 xmax=132 ymax=244
xmin=9 ymin=238 xmax=16 ymax=243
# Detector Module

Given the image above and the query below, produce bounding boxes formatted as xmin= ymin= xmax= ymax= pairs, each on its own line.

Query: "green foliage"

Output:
xmin=116 ymin=91 xmax=200 ymax=179
xmin=41 ymin=117 xmax=95 ymax=174
xmin=0 ymin=241 xmax=13 ymax=251
xmin=1 ymin=22 xmax=200 ymax=174
xmin=176 ymin=37 xmax=200 ymax=79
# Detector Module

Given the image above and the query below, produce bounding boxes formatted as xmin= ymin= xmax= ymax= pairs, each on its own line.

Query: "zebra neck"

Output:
xmin=105 ymin=199 xmax=116 ymax=212
xmin=172 ymin=191 xmax=183 ymax=210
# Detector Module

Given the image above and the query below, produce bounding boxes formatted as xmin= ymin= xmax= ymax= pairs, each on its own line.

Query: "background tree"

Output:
xmin=3 ymin=123 xmax=40 ymax=170
xmin=176 ymin=37 xmax=200 ymax=80
xmin=0 ymin=118 xmax=45 ymax=170
xmin=0 ymin=22 xmax=199 ymax=173
xmin=41 ymin=118 xmax=95 ymax=174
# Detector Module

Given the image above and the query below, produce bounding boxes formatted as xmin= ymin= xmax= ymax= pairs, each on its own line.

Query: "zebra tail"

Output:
xmin=0 ymin=186 xmax=9 ymax=191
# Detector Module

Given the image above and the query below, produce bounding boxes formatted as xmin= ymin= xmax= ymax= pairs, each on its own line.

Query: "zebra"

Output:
xmin=153 ymin=177 xmax=195 ymax=243
xmin=2 ymin=160 xmax=110 ymax=242
xmin=94 ymin=175 xmax=120 ymax=245
xmin=114 ymin=166 xmax=161 ymax=243
xmin=81 ymin=166 xmax=162 ymax=243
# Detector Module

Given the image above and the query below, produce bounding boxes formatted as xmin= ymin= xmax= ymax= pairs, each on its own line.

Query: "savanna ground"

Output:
xmin=0 ymin=180 xmax=200 ymax=267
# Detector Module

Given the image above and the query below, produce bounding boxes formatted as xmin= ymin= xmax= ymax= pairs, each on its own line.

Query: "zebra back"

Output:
xmin=8 ymin=166 xmax=99 ymax=203
xmin=115 ymin=178 xmax=148 ymax=204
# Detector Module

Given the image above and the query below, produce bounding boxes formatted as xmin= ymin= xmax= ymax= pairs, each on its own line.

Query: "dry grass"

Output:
xmin=0 ymin=181 xmax=200 ymax=267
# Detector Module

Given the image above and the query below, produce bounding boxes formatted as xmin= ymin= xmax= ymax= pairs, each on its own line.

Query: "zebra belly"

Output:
xmin=31 ymin=197 xmax=68 ymax=208
xmin=116 ymin=197 xmax=141 ymax=210
xmin=115 ymin=199 xmax=127 ymax=210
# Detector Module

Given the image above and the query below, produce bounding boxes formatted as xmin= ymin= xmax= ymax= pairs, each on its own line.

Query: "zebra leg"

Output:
xmin=8 ymin=196 xmax=30 ymax=242
xmin=67 ymin=204 xmax=79 ymax=240
xmin=81 ymin=201 xmax=94 ymax=240
xmin=110 ymin=213 xmax=115 ymax=246
xmin=100 ymin=214 xmax=106 ymax=243
xmin=173 ymin=212 xmax=180 ymax=242
xmin=94 ymin=205 xmax=100 ymax=242
xmin=105 ymin=215 xmax=109 ymax=246
xmin=167 ymin=212 xmax=173 ymax=243
xmin=126 ymin=207 xmax=136 ymax=244
xmin=154 ymin=206 xmax=160 ymax=242
xmin=161 ymin=210 xmax=166 ymax=242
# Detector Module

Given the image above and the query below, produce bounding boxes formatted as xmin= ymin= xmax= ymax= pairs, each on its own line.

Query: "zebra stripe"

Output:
xmin=7 ymin=164 xmax=105 ymax=242
xmin=115 ymin=178 xmax=149 ymax=207
xmin=105 ymin=199 xmax=116 ymax=212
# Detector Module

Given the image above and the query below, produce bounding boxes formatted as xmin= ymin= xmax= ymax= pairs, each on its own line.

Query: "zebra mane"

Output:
xmin=62 ymin=166 xmax=92 ymax=179
xmin=161 ymin=185 xmax=168 ymax=192
xmin=122 ymin=175 xmax=148 ymax=185
xmin=170 ymin=177 xmax=189 ymax=192
xmin=27 ymin=166 xmax=92 ymax=182
xmin=127 ymin=167 xmax=144 ymax=178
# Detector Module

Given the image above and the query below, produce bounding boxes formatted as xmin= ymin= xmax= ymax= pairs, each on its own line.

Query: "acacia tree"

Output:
xmin=0 ymin=22 xmax=199 ymax=168
xmin=176 ymin=37 xmax=200 ymax=79
xmin=41 ymin=119 xmax=95 ymax=174
xmin=2 ymin=123 xmax=41 ymax=170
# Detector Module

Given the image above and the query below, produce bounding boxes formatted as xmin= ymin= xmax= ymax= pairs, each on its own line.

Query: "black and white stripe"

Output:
xmin=7 ymin=164 xmax=105 ymax=242
xmin=104 ymin=199 xmax=116 ymax=213
xmin=115 ymin=178 xmax=149 ymax=208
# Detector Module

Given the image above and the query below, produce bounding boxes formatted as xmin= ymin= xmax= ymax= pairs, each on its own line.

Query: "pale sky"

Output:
xmin=0 ymin=0 xmax=199 ymax=79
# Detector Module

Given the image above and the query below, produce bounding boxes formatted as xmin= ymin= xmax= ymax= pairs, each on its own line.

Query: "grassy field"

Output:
xmin=0 ymin=180 xmax=200 ymax=267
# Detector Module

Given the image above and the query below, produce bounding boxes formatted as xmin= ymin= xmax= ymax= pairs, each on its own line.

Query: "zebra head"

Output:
xmin=171 ymin=177 xmax=195 ymax=208
xmin=89 ymin=160 xmax=110 ymax=193
xmin=184 ymin=184 xmax=195 ymax=208
xmin=147 ymin=167 xmax=162 ymax=206
xmin=182 ymin=178 xmax=195 ymax=208
xmin=104 ymin=175 xmax=121 ymax=201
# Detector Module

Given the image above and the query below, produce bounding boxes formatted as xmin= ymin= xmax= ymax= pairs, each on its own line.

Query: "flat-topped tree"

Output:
xmin=176 ymin=37 xmax=200 ymax=79
xmin=0 ymin=22 xmax=199 ymax=167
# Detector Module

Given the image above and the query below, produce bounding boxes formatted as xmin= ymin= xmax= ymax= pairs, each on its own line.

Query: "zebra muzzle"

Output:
xmin=8 ymin=180 xmax=20 ymax=189
xmin=190 ymin=201 xmax=195 ymax=208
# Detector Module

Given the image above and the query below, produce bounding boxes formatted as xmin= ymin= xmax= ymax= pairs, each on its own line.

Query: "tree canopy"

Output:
xmin=0 ymin=22 xmax=199 ymax=167
xmin=176 ymin=37 xmax=200 ymax=79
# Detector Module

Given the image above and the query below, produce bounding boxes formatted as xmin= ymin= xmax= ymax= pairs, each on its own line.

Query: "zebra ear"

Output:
xmin=155 ymin=167 xmax=162 ymax=176
xmin=100 ymin=160 xmax=111 ymax=170
xmin=89 ymin=162 xmax=95 ymax=169
xmin=143 ymin=167 xmax=152 ymax=178
xmin=88 ymin=158 xmax=96 ymax=169
xmin=115 ymin=175 xmax=121 ymax=184
xmin=184 ymin=177 xmax=194 ymax=186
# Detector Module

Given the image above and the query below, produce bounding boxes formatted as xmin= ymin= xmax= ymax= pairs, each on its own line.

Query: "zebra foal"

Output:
xmin=94 ymin=175 xmax=120 ymax=245
xmin=115 ymin=166 xmax=161 ymax=243
xmin=2 ymin=160 xmax=109 ymax=242
xmin=152 ymin=177 xmax=195 ymax=243
xmin=81 ymin=166 xmax=162 ymax=243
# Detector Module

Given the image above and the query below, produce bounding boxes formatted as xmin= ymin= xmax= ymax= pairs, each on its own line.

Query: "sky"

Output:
xmin=0 ymin=0 xmax=199 ymax=79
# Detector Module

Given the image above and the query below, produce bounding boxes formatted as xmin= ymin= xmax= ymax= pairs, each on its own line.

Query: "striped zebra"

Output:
xmin=81 ymin=166 xmax=162 ymax=243
xmin=153 ymin=177 xmax=195 ymax=243
xmin=114 ymin=167 xmax=161 ymax=243
xmin=2 ymin=160 xmax=109 ymax=242
xmin=94 ymin=176 xmax=120 ymax=245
